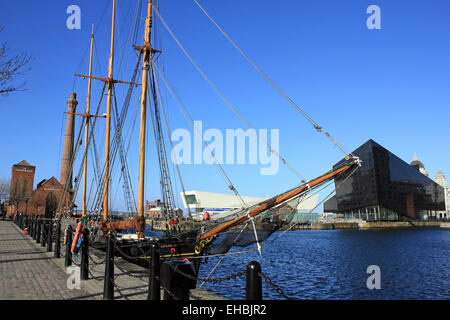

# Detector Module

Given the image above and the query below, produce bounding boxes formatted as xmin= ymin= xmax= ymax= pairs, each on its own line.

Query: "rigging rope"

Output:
xmin=259 ymin=164 xmax=360 ymax=250
xmin=152 ymin=4 xmax=306 ymax=182
xmin=192 ymin=0 xmax=352 ymax=157
xmin=151 ymin=60 xmax=249 ymax=210
xmin=150 ymin=60 xmax=191 ymax=217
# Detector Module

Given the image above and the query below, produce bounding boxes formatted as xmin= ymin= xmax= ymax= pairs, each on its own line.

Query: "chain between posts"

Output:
xmin=168 ymin=262 xmax=247 ymax=283
xmin=113 ymin=258 xmax=149 ymax=280
xmin=260 ymin=272 xmax=294 ymax=300
xmin=63 ymin=229 xmax=291 ymax=299
xmin=22 ymin=220 xmax=296 ymax=300
xmin=111 ymin=234 xmax=249 ymax=284
xmin=88 ymin=253 xmax=106 ymax=266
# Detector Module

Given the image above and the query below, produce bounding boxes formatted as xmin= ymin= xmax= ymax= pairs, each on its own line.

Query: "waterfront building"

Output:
xmin=291 ymin=211 xmax=319 ymax=223
xmin=9 ymin=160 xmax=35 ymax=208
xmin=410 ymin=153 xmax=429 ymax=177
xmin=144 ymin=199 xmax=183 ymax=219
xmin=181 ymin=190 xmax=319 ymax=220
xmin=434 ymin=171 xmax=450 ymax=219
xmin=323 ymin=139 xmax=445 ymax=221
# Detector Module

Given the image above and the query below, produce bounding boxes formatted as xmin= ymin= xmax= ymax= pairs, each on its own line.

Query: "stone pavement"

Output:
xmin=0 ymin=220 xmax=96 ymax=300
xmin=0 ymin=220 xmax=225 ymax=300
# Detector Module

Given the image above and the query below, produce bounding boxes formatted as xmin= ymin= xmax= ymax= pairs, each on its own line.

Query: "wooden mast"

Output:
xmin=103 ymin=0 xmax=116 ymax=221
xmin=82 ymin=23 xmax=95 ymax=218
xmin=137 ymin=0 xmax=153 ymax=220
xmin=199 ymin=160 xmax=359 ymax=240
xmin=74 ymin=0 xmax=141 ymax=221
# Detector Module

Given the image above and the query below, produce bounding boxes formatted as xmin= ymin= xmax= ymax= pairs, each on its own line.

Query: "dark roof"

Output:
xmin=37 ymin=179 xmax=47 ymax=188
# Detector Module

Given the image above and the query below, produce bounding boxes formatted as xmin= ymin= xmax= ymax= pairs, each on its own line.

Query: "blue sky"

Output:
xmin=0 ymin=0 xmax=449 ymax=212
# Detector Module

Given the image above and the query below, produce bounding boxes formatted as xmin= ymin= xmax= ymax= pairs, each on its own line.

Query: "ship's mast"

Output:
xmin=82 ymin=23 xmax=95 ymax=218
xmin=103 ymin=0 xmax=116 ymax=221
xmin=137 ymin=0 xmax=153 ymax=219
xmin=75 ymin=0 xmax=141 ymax=221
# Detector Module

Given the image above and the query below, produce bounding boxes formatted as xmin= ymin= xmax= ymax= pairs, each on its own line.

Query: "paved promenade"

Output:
xmin=0 ymin=220 xmax=224 ymax=300
xmin=0 ymin=220 xmax=96 ymax=299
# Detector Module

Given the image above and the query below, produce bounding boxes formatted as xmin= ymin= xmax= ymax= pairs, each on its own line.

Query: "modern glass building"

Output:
xmin=324 ymin=139 xmax=445 ymax=221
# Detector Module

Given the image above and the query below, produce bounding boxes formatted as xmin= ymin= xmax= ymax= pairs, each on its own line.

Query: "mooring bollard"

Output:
xmin=148 ymin=242 xmax=160 ymax=300
xmin=36 ymin=219 xmax=41 ymax=244
xmin=80 ymin=228 xmax=89 ymax=280
xmin=54 ymin=220 xmax=61 ymax=258
xmin=160 ymin=260 xmax=197 ymax=300
xmin=65 ymin=225 xmax=72 ymax=268
xmin=47 ymin=221 xmax=52 ymax=252
xmin=246 ymin=261 xmax=262 ymax=300
xmin=103 ymin=233 xmax=114 ymax=300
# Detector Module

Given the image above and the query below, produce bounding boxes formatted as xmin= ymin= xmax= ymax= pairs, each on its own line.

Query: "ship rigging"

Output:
xmin=56 ymin=0 xmax=361 ymax=275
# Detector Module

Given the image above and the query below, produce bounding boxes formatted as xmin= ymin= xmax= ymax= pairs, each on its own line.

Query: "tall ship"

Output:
xmin=56 ymin=0 xmax=361 ymax=276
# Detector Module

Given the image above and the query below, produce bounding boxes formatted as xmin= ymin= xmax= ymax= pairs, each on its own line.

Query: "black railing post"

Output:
xmin=47 ymin=220 xmax=52 ymax=252
xmin=33 ymin=217 xmax=37 ymax=240
xmin=30 ymin=217 xmax=34 ymax=238
xmin=148 ymin=242 xmax=160 ymax=300
xmin=36 ymin=219 xmax=41 ymax=244
xmin=80 ymin=228 xmax=89 ymax=280
xmin=54 ymin=220 xmax=61 ymax=258
xmin=32 ymin=217 xmax=35 ymax=238
xmin=41 ymin=220 xmax=46 ymax=247
xmin=103 ymin=233 xmax=114 ymax=300
xmin=65 ymin=225 xmax=72 ymax=268
xmin=246 ymin=261 xmax=262 ymax=300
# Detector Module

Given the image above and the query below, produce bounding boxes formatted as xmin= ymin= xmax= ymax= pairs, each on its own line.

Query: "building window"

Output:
xmin=185 ymin=195 xmax=197 ymax=205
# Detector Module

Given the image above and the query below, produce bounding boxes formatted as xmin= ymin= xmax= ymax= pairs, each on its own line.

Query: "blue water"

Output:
xmin=196 ymin=228 xmax=450 ymax=300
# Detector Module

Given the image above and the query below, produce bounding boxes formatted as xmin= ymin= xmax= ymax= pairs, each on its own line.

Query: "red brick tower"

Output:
xmin=9 ymin=160 xmax=36 ymax=213
xmin=60 ymin=92 xmax=78 ymax=214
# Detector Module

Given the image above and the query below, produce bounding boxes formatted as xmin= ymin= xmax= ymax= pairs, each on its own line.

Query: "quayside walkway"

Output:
xmin=0 ymin=220 xmax=223 ymax=300
xmin=0 ymin=220 xmax=95 ymax=300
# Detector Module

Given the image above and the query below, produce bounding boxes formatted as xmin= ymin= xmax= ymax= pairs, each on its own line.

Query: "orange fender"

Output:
xmin=71 ymin=222 xmax=83 ymax=253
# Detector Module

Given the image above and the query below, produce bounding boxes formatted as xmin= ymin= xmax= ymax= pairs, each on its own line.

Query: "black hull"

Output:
xmin=89 ymin=231 xmax=203 ymax=276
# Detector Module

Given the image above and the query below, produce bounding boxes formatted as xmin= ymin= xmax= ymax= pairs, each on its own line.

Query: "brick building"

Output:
xmin=9 ymin=160 xmax=35 ymax=203
xmin=28 ymin=177 xmax=64 ymax=216
xmin=144 ymin=200 xmax=183 ymax=219
xmin=8 ymin=160 xmax=35 ymax=215
xmin=7 ymin=161 xmax=66 ymax=217
xmin=7 ymin=93 xmax=78 ymax=217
